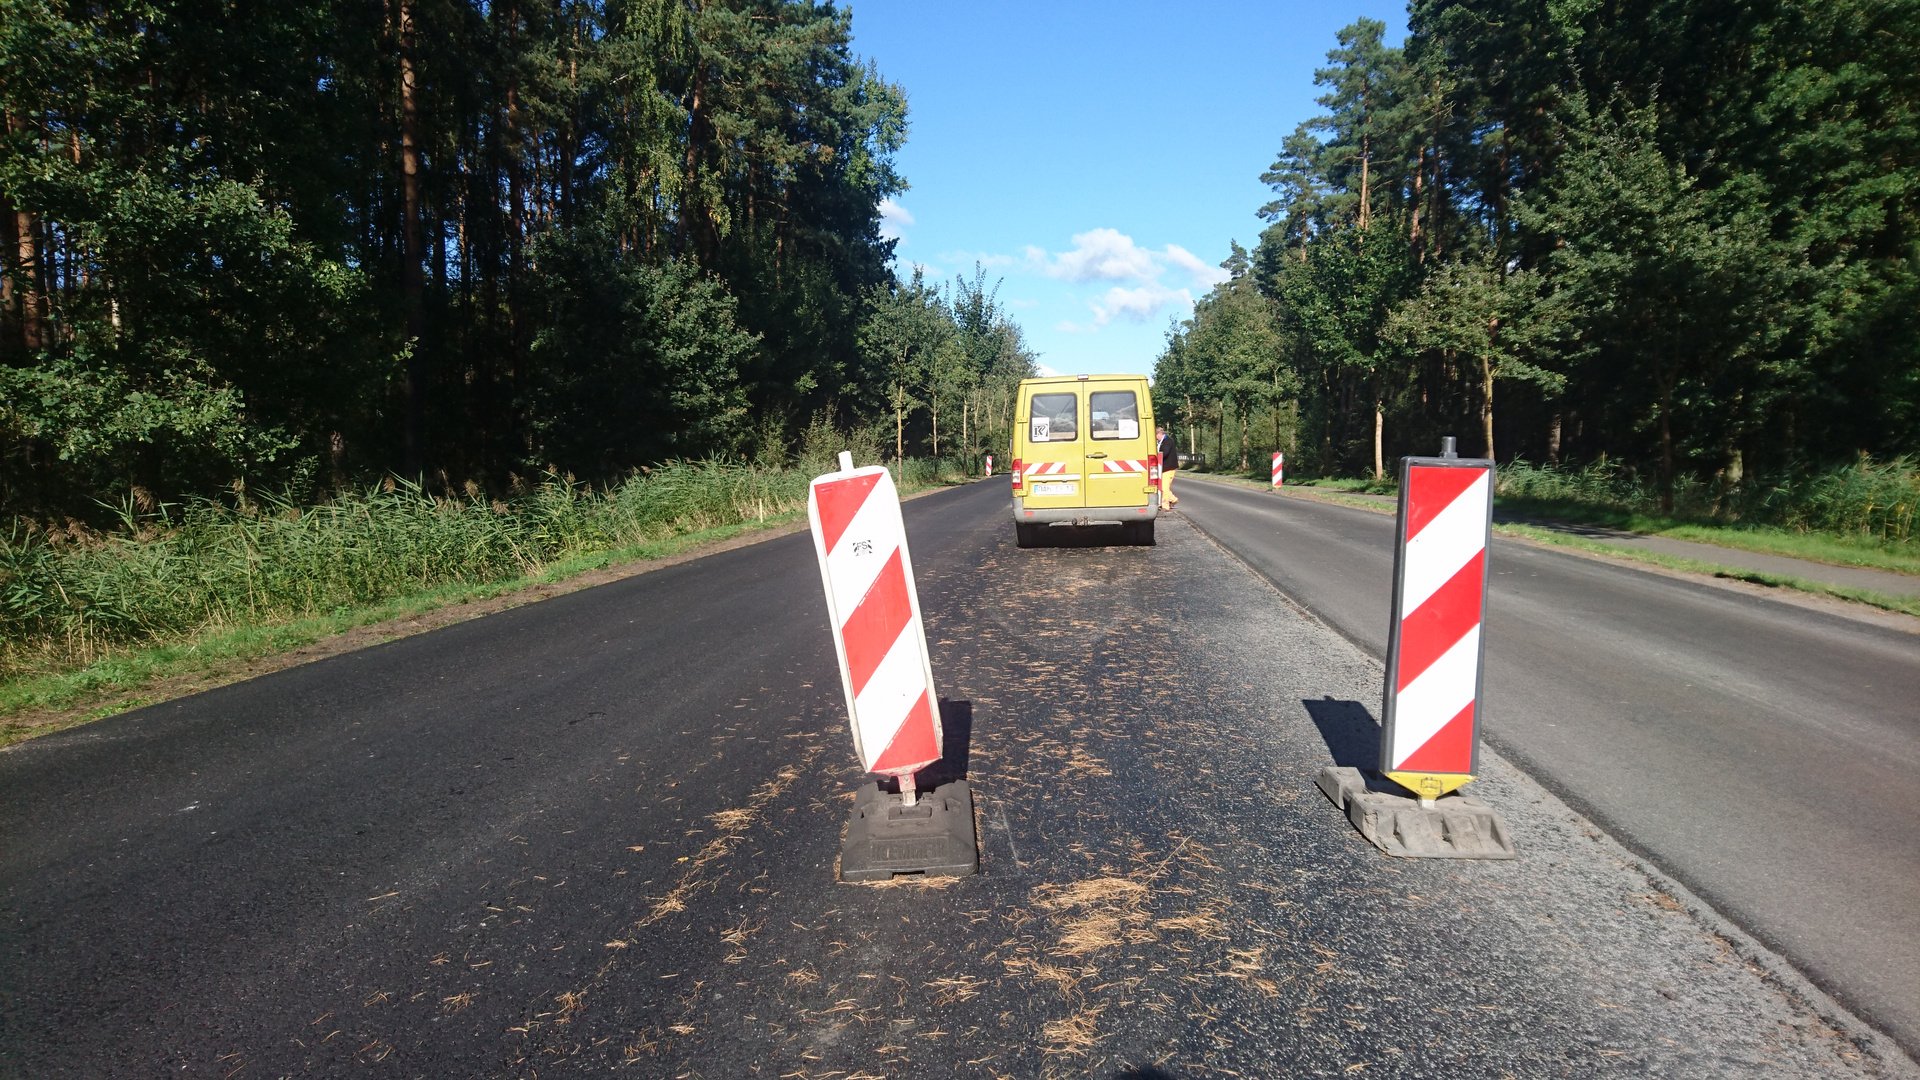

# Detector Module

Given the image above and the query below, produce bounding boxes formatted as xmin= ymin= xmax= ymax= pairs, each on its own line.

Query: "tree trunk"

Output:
xmin=1481 ymin=350 xmax=1496 ymax=461
xmin=399 ymin=0 xmax=427 ymax=476
xmin=1372 ymin=400 xmax=1384 ymax=480
xmin=6 ymin=111 xmax=41 ymax=352
xmin=505 ymin=5 xmax=528 ymax=454
xmin=1657 ymin=370 xmax=1675 ymax=513
xmin=1548 ymin=412 xmax=1562 ymax=464
xmin=1358 ymin=131 xmax=1371 ymax=233
xmin=931 ymin=389 xmax=939 ymax=458
xmin=1238 ymin=406 xmax=1248 ymax=471
xmin=895 ymin=381 xmax=904 ymax=462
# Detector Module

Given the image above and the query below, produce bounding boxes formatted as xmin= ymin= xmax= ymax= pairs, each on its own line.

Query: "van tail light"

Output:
xmin=1012 ymin=457 xmax=1024 ymax=492
xmin=1149 ymin=453 xmax=1161 ymax=488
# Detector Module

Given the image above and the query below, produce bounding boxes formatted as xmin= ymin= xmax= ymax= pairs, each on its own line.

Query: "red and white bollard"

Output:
xmin=808 ymin=452 xmax=943 ymax=804
xmin=1380 ymin=438 xmax=1493 ymax=807
xmin=1271 ymin=451 xmax=1285 ymax=488
xmin=809 ymin=452 xmax=977 ymax=881
xmin=985 ymin=455 xmax=993 ymax=478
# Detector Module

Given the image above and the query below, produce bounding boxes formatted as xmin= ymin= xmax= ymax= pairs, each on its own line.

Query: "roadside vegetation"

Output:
xmin=1 ymin=445 xmax=977 ymax=744
xmin=1153 ymin=2 xmax=1917 ymax=516
xmin=1229 ymin=456 xmax=1918 ymax=575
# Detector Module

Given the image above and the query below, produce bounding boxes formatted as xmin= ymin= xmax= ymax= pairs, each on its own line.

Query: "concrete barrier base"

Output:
xmin=839 ymin=779 xmax=979 ymax=882
xmin=1317 ymin=766 xmax=1518 ymax=860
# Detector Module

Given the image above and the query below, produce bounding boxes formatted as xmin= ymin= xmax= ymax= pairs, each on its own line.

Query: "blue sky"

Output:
xmin=849 ymin=1 xmax=1408 ymax=377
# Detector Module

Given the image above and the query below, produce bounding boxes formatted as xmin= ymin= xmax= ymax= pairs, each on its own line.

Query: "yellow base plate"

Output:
xmin=1385 ymin=771 xmax=1475 ymax=801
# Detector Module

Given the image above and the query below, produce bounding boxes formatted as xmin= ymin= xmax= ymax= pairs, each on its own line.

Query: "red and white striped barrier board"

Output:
xmin=1380 ymin=455 xmax=1494 ymax=802
xmin=985 ymin=455 xmax=993 ymax=477
xmin=1024 ymin=461 xmax=1069 ymax=480
xmin=1099 ymin=458 xmax=1149 ymax=474
xmin=808 ymin=457 xmax=943 ymax=789
xmin=1271 ymin=452 xmax=1285 ymax=488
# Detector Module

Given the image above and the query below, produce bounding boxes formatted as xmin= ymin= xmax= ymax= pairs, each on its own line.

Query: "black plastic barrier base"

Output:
xmin=839 ymin=779 xmax=979 ymax=882
xmin=1317 ymin=766 xmax=1518 ymax=860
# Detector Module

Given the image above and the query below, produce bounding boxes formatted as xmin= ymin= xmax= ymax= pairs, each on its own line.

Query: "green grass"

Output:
xmin=2 ymin=454 xmax=974 ymax=744
xmin=1492 ymin=521 xmax=1920 ymax=617
xmin=1222 ymin=457 xmax=1918 ymax=578
xmin=1493 ymin=496 xmax=1920 ymax=576
xmin=1185 ymin=471 xmax=1920 ymax=617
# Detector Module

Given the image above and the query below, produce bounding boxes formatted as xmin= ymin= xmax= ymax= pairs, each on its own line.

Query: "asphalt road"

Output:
xmin=1176 ymin=475 xmax=1920 ymax=1057
xmin=2 ymin=477 xmax=1910 ymax=1078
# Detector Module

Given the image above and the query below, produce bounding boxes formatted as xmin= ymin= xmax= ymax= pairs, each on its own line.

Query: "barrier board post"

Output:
xmin=808 ymin=451 xmax=978 ymax=881
xmin=1271 ymin=452 xmax=1285 ymax=489
xmin=1314 ymin=436 xmax=1516 ymax=859
xmin=985 ymin=454 xmax=993 ymax=478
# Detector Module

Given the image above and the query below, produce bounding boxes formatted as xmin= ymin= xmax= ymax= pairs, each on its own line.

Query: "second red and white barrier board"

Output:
xmin=808 ymin=461 xmax=942 ymax=783
xmin=1380 ymin=456 xmax=1493 ymax=801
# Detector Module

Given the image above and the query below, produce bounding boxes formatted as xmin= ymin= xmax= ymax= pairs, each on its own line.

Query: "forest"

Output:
xmin=1155 ymin=0 xmax=1918 ymax=510
xmin=0 ymin=0 xmax=1032 ymax=521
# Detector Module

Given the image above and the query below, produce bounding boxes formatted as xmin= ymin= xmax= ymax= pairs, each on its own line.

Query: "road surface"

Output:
xmin=1178 ymin=474 xmax=1920 ymax=1057
xmin=2 ymin=478 xmax=1910 ymax=1077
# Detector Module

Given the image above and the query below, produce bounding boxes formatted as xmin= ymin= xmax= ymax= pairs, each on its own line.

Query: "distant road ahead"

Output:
xmin=1178 ymin=476 xmax=1920 ymax=1055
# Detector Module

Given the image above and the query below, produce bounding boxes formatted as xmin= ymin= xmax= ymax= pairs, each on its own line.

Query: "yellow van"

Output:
xmin=1010 ymin=374 xmax=1160 ymax=546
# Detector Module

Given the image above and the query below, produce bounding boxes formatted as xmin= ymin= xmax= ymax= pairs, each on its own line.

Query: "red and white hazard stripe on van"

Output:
xmin=808 ymin=463 xmax=942 ymax=779
xmin=1381 ymin=460 xmax=1493 ymax=779
xmin=1024 ymin=461 xmax=1068 ymax=480
xmin=1098 ymin=458 xmax=1149 ymax=473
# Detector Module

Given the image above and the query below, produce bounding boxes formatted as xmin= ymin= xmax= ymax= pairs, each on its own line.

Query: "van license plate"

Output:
xmin=1033 ymin=482 xmax=1076 ymax=496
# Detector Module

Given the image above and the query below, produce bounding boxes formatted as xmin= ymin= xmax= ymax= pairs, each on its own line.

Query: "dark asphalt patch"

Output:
xmin=0 ymin=479 xmax=1909 ymax=1078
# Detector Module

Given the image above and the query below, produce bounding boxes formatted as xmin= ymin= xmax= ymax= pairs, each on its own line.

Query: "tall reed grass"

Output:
xmin=1 ymin=455 xmax=974 ymax=678
xmin=1495 ymin=456 xmax=1917 ymax=544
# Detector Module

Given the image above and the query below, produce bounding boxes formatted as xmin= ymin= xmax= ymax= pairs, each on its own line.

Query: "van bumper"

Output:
xmin=1011 ymin=495 xmax=1160 ymax=526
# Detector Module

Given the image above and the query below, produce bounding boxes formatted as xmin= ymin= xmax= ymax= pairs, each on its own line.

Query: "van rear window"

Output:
xmin=1089 ymin=391 xmax=1139 ymax=440
xmin=1029 ymin=393 xmax=1078 ymax=441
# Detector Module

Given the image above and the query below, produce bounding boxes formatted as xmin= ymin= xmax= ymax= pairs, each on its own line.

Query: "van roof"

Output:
xmin=1018 ymin=374 xmax=1148 ymax=386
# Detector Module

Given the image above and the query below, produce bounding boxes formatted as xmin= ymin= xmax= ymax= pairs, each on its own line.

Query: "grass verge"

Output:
xmin=1207 ymin=468 xmax=1919 ymax=578
xmin=0 ymin=510 xmax=804 ymax=748
xmin=1493 ymin=496 xmax=1920 ymax=577
xmin=1184 ymin=473 xmax=1920 ymax=619
xmin=2 ymin=470 xmax=972 ymax=748
xmin=1492 ymin=521 xmax=1920 ymax=618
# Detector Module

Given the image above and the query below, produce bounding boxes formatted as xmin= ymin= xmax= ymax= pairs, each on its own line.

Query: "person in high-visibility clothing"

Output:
xmin=1156 ymin=425 xmax=1179 ymax=509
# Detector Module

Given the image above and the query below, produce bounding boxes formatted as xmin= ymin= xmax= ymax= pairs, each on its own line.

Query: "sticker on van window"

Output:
xmin=1117 ymin=419 xmax=1138 ymax=440
xmin=1031 ymin=416 xmax=1050 ymax=441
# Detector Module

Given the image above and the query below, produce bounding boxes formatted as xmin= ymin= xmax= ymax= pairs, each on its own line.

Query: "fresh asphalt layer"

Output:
xmin=3 ymin=478 xmax=1913 ymax=1078
xmin=1176 ymin=474 xmax=1920 ymax=1059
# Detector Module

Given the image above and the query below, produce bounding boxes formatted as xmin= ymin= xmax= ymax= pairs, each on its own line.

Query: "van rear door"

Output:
xmin=1022 ymin=387 xmax=1084 ymax=510
xmin=1082 ymin=381 xmax=1152 ymax=510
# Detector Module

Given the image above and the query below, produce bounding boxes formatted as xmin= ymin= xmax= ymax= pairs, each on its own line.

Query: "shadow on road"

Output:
xmin=929 ymin=698 xmax=973 ymax=784
xmin=1303 ymin=695 xmax=1379 ymax=769
xmin=1112 ymin=1068 xmax=1177 ymax=1079
xmin=1025 ymin=523 xmax=1143 ymax=547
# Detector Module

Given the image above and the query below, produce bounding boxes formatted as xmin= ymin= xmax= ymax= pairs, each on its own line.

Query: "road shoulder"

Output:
xmin=0 ymin=480 xmax=979 ymax=749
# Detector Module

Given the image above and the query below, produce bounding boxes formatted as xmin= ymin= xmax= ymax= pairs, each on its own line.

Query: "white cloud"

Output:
xmin=1009 ymin=230 xmax=1228 ymax=298
xmin=878 ymin=197 xmax=914 ymax=240
xmin=1090 ymin=282 xmax=1193 ymax=326
xmin=1036 ymin=228 xmax=1160 ymax=283
xmin=1035 ymin=363 xmax=1064 ymax=377
xmin=1162 ymin=244 xmax=1231 ymax=288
